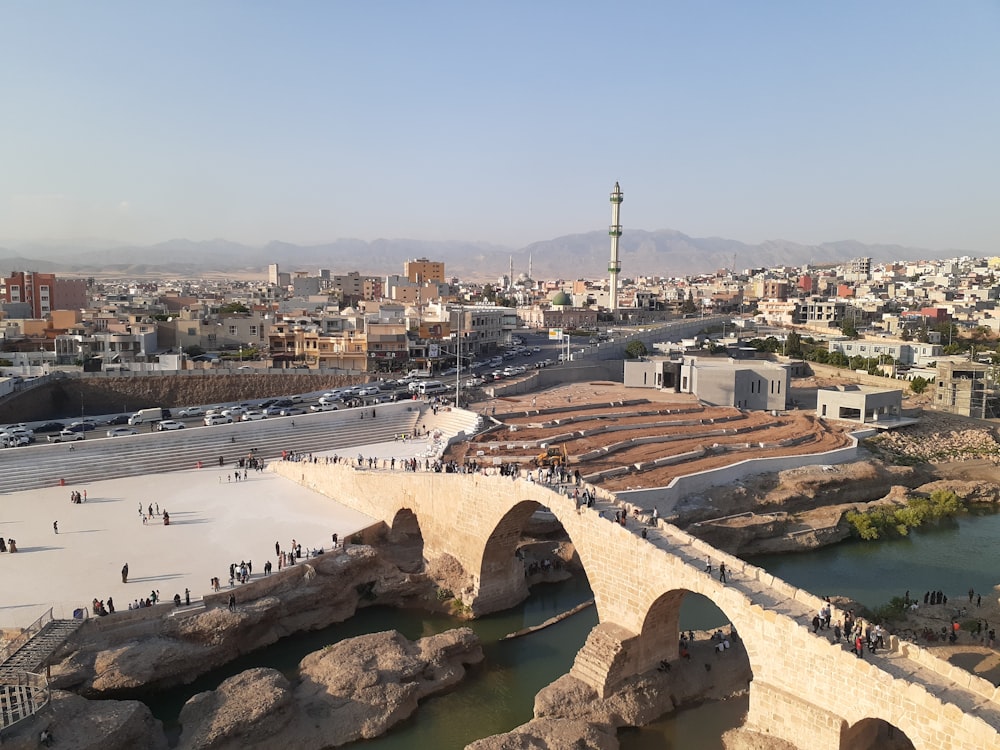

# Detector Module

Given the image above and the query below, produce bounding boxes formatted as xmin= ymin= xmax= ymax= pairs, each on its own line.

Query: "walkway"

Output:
xmin=579 ymin=488 xmax=1000 ymax=731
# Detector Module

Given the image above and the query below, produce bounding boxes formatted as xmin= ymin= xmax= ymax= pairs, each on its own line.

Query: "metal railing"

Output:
xmin=0 ymin=607 xmax=53 ymax=665
xmin=0 ymin=671 xmax=50 ymax=730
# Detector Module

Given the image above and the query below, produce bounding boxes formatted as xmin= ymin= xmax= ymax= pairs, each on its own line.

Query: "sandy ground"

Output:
xmin=460 ymin=382 xmax=851 ymax=490
xmin=0 ymin=439 xmax=430 ymax=631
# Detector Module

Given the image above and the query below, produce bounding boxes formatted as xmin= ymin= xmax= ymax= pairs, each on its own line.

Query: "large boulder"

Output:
xmin=0 ymin=690 xmax=166 ymax=750
xmin=465 ymin=717 xmax=619 ymax=750
xmin=178 ymin=668 xmax=295 ymax=750
xmin=177 ymin=627 xmax=483 ymax=750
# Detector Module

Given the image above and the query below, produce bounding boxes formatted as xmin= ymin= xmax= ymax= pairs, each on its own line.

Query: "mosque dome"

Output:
xmin=550 ymin=291 xmax=572 ymax=307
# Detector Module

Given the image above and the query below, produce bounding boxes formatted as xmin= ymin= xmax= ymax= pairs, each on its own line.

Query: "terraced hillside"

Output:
xmin=454 ymin=383 xmax=852 ymax=491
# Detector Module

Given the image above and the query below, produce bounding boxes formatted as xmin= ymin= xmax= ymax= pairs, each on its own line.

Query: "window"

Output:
xmin=249 ymin=325 xmax=258 ymax=336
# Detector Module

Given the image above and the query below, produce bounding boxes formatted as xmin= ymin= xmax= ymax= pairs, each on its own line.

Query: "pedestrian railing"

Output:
xmin=0 ymin=671 xmax=49 ymax=730
xmin=0 ymin=608 xmax=53 ymax=665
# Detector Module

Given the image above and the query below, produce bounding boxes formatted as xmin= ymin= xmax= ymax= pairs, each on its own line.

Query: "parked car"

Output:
xmin=156 ymin=420 xmax=186 ymax=431
xmin=34 ymin=421 xmax=65 ymax=433
xmin=310 ymin=402 xmax=339 ymax=412
xmin=105 ymin=415 xmax=131 ymax=425
xmin=5 ymin=427 xmax=35 ymax=443
xmin=241 ymin=411 xmax=267 ymax=421
xmin=278 ymin=407 xmax=305 ymax=416
xmin=66 ymin=421 xmax=97 ymax=432
xmin=49 ymin=430 xmax=84 ymax=443
xmin=221 ymin=406 xmax=247 ymax=418
xmin=107 ymin=427 xmax=139 ymax=438
xmin=177 ymin=406 xmax=204 ymax=417
xmin=204 ymin=414 xmax=233 ymax=426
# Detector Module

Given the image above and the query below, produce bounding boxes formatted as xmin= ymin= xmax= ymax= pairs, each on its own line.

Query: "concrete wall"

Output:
xmin=614 ymin=429 xmax=873 ymax=515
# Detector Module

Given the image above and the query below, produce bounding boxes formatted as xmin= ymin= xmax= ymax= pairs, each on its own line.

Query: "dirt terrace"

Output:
xmin=456 ymin=382 xmax=853 ymax=492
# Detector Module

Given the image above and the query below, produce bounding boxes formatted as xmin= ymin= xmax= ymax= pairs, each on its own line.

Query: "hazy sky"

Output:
xmin=1 ymin=2 xmax=998 ymax=253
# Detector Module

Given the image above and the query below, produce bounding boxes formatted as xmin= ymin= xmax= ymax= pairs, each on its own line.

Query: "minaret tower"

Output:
xmin=608 ymin=182 xmax=624 ymax=317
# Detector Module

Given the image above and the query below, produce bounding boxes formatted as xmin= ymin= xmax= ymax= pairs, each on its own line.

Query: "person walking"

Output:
xmin=53 ymin=521 xmax=58 ymax=534
xmin=719 ymin=563 xmax=727 ymax=584
xmin=121 ymin=563 xmax=129 ymax=583
xmin=185 ymin=588 xmax=190 ymax=606
xmin=228 ymin=593 xmax=236 ymax=612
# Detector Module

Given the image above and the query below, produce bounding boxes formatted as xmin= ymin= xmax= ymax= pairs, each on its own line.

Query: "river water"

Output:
xmin=148 ymin=508 xmax=1000 ymax=748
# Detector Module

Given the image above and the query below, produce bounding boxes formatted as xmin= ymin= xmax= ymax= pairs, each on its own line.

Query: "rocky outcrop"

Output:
xmin=177 ymin=628 xmax=484 ymax=750
xmin=473 ymin=634 xmax=751 ymax=749
xmin=52 ymin=546 xmax=430 ymax=696
xmin=466 ymin=717 xmax=619 ymax=750
xmin=0 ymin=690 xmax=166 ymax=750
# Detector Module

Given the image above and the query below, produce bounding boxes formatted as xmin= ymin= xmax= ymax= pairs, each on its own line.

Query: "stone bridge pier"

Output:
xmin=274 ymin=460 xmax=1000 ymax=750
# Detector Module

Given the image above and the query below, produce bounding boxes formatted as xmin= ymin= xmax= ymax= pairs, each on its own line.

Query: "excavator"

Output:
xmin=533 ymin=445 xmax=568 ymax=468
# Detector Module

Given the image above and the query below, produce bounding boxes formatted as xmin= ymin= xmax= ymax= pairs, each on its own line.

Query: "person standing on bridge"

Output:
xmin=718 ymin=563 xmax=727 ymax=584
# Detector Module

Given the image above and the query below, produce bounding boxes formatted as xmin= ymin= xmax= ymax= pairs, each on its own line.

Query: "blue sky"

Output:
xmin=1 ymin=1 xmax=997 ymax=253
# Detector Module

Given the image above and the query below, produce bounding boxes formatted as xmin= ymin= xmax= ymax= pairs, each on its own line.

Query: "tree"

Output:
xmin=219 ymin=302 xmax=250 ymax=314
xmin=840 ymin=319 xmax=859 ymax=339
xmin=909 ymin=376 xmax=929 ymax=394
xmin=183 ymin=345 xmax=205 ymax=357
xmin=784 ymin=331 xmax=802 ymax=357
xmin=680 ymin=291 xmax=698 ymax=315
xmin=625 ymin=340 xmax=648 ymax=359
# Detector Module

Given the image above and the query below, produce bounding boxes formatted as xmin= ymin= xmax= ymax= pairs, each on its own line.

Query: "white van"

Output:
xmin=204 ymin=414 xmax=233 ymax=426
xmin=417 ymin=381 xmax=449 ymax=396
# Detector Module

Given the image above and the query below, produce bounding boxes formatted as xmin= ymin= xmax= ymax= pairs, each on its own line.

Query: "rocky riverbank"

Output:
xmin=177 ymin=628 xmax=483 ymax=750
xmin=51 ymin=546 xmax=426 ymax=697
xmin=674 ymin=459 xmax=1000 ymax=556
xmin=470 ymin=630 xmax=752 ymax=750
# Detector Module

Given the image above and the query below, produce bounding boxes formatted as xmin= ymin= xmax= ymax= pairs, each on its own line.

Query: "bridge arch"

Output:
xmin=840 ymin=717 xmax=915 ymax=750
xmin=634 ymin=588 xmax=758 ymax=683
xmin=280 ymin=460 xmax=1000 ymax=750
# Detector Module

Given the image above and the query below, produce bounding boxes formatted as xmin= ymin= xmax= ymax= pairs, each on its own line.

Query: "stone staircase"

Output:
xmin=0 ymin=402 xmax=424 ymax=495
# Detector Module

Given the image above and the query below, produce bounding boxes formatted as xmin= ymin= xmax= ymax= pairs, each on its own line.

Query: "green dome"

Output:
xmin=551 ymin=291 xmax=572 ymax=307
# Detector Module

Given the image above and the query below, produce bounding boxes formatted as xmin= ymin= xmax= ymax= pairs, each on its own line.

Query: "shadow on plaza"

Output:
xmin=128 ymin=573 xmax=185 ymax=583
xmin=14 ymin=545 xmax=63 ymax=553
xmin=62 ymin=529 xmax=104 ymax=534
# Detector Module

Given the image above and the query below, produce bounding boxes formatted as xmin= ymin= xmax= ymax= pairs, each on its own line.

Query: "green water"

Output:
xmin=148 ymin=508 xmax=1000 ymax=748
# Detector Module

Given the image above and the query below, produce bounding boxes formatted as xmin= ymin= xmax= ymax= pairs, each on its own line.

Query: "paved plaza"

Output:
xmin=0 ymin=439 xmax=430 ymax=629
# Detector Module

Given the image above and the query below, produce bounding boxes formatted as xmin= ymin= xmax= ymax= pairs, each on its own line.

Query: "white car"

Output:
xmin=310 ymin=402 xmax=339 ymax=412
xmin=156 ymin=420 xmax=186 ymax=431
xmin=177 ymin=406 xmax=204 ymax=417
xmin=48 ymin=430 xmax=84 ymax=443
xmin=318 ymin=396 xmax=341 ymax=406
xmin=107 ymin=427 xmax=139 ymax=437
xmin=241 ymin=411 xmax=266 ymax=421
xmin=221 ymin=406 xmax=247 ymax=418
xmin=356 ymin=387 xmax=380 ymax=396
xmin=204 ymin=414 xmax=233 ymax=426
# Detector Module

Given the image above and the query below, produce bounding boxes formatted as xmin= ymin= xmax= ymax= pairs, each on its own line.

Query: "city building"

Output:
xmin=816 ymin=385 xmax=903 ymax=424
xmin=404 ymin=258 xmax=445 ymax=284
xmin=2 ymin=271 xmax=88 ymax=317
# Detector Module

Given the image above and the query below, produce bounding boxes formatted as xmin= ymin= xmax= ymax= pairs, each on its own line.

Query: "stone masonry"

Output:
xmin=271 ymin=459 xmax=1000 ymax=750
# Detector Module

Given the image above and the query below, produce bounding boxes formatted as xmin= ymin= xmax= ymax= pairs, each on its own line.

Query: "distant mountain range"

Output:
xmin=0 ymin=231 xmax=963 ymax=281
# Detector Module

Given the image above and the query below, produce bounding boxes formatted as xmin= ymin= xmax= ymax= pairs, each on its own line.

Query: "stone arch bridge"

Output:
xmin=274 ymin=460 xmax=1000 ymax=750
